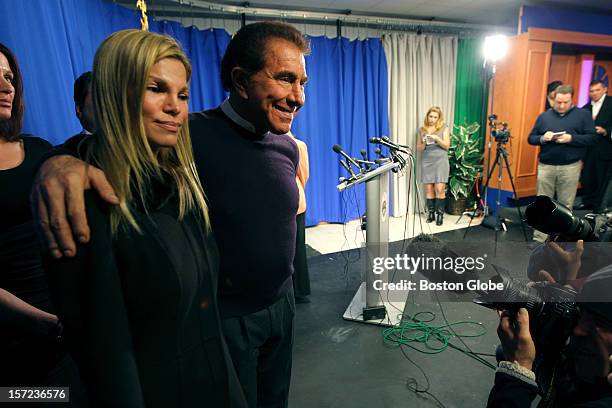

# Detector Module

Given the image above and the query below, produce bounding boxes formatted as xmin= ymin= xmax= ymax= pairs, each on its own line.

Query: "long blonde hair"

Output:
xmin=421 ymin=106 xmax=445 ymax=133
xmin=88 ymin=29 xmax=209 ymax=235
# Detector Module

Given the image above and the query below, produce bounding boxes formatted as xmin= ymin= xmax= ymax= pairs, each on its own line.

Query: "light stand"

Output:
xmin=480 ymin=34 xmax=508 ymax=228
xmin=481 ymin=62 xmax=495 ymax=220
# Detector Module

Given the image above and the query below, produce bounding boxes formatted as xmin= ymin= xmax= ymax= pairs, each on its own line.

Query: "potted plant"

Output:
xmin=446 ymin=122 xmax=483 ymax=215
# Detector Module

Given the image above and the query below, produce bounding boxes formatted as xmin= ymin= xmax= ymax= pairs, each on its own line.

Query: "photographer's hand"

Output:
xmin=547 ymin=240 xmax=584 ymax=285
xmin=498 ymin=308 xmax=536 ymax=370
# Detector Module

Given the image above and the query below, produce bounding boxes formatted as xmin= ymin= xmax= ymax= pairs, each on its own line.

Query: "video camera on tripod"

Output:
xmin=465 ymin=114 xmax=527 ymax=236
xmin=488 ymin=114 xmax=510 ymax=144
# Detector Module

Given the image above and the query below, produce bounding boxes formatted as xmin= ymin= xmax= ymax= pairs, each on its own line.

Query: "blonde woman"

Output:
xmin=45 ymin=30 xmax=245 ymax=407
xmin=416 ymin=106 xmax=450 ymax=225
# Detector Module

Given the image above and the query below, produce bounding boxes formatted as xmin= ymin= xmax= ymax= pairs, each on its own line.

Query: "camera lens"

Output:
xmin=525 ymin=196 xmax=594 ymax=240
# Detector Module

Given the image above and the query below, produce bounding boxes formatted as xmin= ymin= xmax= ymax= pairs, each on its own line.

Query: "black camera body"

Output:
xmin=474 ymin=265 xmax=580 ymax=354
xmin=525 ymin=195 xmax=612 ymax=242
xmin=488 ymin=114 xmax=511 ymax=144
xmin=474 ymin=196 xmax=612 ymax=398
xmin=475 ymin=197 xmax=611 ymax=347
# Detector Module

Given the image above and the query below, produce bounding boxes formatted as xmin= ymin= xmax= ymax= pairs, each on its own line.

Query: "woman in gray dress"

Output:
xmin=416 ymin=106 xmax=450 ymax=225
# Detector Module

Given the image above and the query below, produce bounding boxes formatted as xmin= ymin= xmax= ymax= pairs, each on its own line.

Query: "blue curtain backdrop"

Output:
xmin=0 ymin=0 xmax=390 ymax=226
xmin=1 ymin=0 xmax=137 ymax=145
xmin=0 ymin=0 xmax=228 ymax=145
xmin=293 ymin=37 xmax=390 ymax=226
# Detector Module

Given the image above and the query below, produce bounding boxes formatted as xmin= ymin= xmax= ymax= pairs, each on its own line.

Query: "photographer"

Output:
xmin=487 ymin=265 xmax=612 ymax=407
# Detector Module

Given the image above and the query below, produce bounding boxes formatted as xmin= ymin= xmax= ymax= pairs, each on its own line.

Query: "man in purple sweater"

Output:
xmin=32 ymin=22 xmax=309 ymax=407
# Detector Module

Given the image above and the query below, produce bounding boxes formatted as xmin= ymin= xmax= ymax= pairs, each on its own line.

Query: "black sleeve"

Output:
xmin=487 ymin=372 xmax=538 ymax=408
xmin=44 ymin=193 xmax=145 ymax=407
xmin=38 ymin=133 xmax=87 ymax=164
xmin=567 ymin=113 xmax=598 ymax=147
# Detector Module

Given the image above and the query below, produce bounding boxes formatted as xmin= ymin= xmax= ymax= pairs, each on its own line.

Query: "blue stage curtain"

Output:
xmin=0 ymin=0 xmax=228 ymax=145
xmin=1 ymin=0 xmax=389 ymax=226
xmin=0 ymin=0 xmax=139 ymax=145
xmin=153 ymin=21 xmax=229 ymax=112
xmin=292 ymin=37 xmax=390 ymax=226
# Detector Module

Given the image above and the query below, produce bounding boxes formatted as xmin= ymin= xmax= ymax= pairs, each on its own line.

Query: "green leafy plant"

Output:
xmin=448 ymin=122 xmax=483 ymax=201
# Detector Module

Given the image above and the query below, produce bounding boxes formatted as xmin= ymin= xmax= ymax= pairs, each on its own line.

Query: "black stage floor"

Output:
xmin=289 ymin=220 xmax=538 ymax=408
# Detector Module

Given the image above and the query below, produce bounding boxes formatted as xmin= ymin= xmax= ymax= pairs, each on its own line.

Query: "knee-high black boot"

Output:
xmin=426 ymin=199 xmax=435 ymax=223
xmin=435 ymin=198 xmax=445 ymax=226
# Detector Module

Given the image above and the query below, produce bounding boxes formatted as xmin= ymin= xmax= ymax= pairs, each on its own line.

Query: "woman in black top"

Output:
xmin=0 ymin=43 xmax=82 ymax=395
xmin=45 ymin=30 xmax=246 ymax=407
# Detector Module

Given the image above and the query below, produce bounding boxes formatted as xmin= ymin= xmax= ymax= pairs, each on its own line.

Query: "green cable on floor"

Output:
xmin=382 ymin=313 xmax=488 ymax=354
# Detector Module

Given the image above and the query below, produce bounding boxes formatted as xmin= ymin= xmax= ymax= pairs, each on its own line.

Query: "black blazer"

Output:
xmin=583 ymin=95 xmax=612 ymax=159
xmin=45 ymin=192 xmax=246 ymax=408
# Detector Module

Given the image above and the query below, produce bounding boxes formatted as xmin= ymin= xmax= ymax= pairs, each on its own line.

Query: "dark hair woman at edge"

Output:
xmin=0 ymin=43 xmax=84 ymax=401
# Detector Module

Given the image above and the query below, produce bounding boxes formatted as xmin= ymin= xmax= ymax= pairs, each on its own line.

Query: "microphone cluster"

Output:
xmin=332 ymin=137 xmax=412 ymax=182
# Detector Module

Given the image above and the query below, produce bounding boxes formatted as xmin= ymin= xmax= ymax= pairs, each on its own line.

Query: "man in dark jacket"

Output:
xmin=528 ymin=84 xmax=597 ymax=241
xmin=574 ymin=80 xmax=612 ymax=213
xmin=488 ymin=265 xmax=612 ymax=407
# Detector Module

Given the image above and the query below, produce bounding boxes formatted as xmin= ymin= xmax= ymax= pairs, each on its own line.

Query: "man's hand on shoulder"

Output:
xmin=31 ymin=155 xmax=118 ymax=259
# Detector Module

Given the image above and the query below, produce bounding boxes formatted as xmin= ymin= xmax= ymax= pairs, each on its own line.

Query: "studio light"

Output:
xmin=483 ymin=34 xmax=509 ymax=63
xmin=475 ymin=33 xmax=513 ymax=234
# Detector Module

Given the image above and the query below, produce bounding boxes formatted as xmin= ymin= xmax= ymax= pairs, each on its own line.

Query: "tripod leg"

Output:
xmin=495 ymin=152 xmax=502 ymax=246
xmin=501 ymin=151 xmax=528 ymax=241
xmin=463 ymin=156 xmax=499 ymax=240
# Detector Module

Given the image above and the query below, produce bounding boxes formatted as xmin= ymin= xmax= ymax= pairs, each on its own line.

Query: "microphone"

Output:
xmin=374 ymin=147 xmax=384 ymax=158
xmin=382 ymin=136 xmax=402 ymax=148
xmin=332 ymin=144 xmax=360 ymax=169
xmin=370 ymin=136 xmax=407 ymax=152
xmin=359 ymin=149 xmax=370 ymax=171
xmin=382 ymin=136 xmax=413 ymax=155
xmin=340 ymin=159 xmax=357 ymax=178
xmin=388 ymin=150 xmax=400 ymax=172
xmin=392 ymin=149 xmax=407 ymax=169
